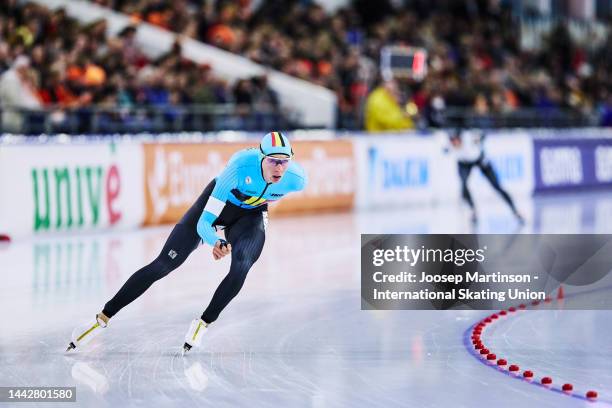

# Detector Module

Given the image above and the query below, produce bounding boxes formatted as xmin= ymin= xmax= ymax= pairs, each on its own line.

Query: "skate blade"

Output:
xmin=182 ymin=343 xmax=192 ymax=356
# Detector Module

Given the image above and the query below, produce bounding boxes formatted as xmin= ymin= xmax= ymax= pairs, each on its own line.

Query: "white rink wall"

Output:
xmin=1 ymin=129 xmax=611 ymax=238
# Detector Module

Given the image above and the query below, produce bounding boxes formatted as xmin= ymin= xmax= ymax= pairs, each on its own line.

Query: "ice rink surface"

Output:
xmin=1 ymin=191 xmax=611 ymax=407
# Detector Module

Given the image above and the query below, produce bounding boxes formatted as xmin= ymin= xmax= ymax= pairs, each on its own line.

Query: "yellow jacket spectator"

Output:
xmin=364 ymin=80 xmax=414 ymax=132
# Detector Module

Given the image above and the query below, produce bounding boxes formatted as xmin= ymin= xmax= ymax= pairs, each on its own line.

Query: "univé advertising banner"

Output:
xmin=143 ymin=139 xmax=356 ymax=224
xmin=0 ymin=141 xmax=144 ymax=238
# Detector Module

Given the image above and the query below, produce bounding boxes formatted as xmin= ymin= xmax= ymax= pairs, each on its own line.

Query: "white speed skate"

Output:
xmin=182 ymin=318 xmax=208 ymax=356
xmin=66 ymin=314 xmax=108 ymax=352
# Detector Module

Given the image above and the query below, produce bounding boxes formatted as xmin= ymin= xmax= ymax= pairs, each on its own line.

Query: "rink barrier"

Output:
xmin=0 ymin=134 xmax=356 ymax=238
xmin=465 ymin=287 xmax=601 ymax=402
xmin=352 ymin=131 xmax=535 ymax=209
xmin=2 ymin=128 xmax=612 ymax=238
xmin=142 ymin=139 xmax=356 ymax=225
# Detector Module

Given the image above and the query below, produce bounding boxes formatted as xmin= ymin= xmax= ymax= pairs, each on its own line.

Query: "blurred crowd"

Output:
xmin=89 ymin=0 xmax=612 ymax=129
xmin=1 ymin=0 xmax=611 ymax=133
xmin=0 ymin=0 xmax=280 ymax=133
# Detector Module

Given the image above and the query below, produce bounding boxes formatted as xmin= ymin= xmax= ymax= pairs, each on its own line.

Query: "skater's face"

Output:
xmin=262 ymin=154 xmax=290 ymax=183
xmin=450 ymin=136 xmax=462 ymax=147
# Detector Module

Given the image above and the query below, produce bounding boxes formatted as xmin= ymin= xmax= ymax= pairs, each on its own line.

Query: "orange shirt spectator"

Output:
xmin=84 ymin=63 xmax=106 ymax=86
xmin=147 ymin=11 xmax=171 ymax=29
xmin=207 ymin=24 xmax=235 ymax=48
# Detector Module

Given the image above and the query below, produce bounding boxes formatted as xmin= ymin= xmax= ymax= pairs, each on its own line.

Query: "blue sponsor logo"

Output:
xmin=368 ymin=146 xmax=429 ymax=190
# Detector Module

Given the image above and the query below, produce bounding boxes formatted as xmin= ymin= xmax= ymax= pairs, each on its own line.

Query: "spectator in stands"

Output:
xmin=191 ymin=64 xmax=216 ymax=105
xmin=142 ymin=70 xmax=170 ymax=106
xmin=233 ymin=78 xmax=252 ymax=109
xmin=600 ymin=92 xmax=612 ymax=127
xmin=114 ymin=74 xmax=135 ymax=108
xmin=364 ymin=78 xmax=414 ymax=132
xmin=232 ymin=78 xmax=253 ymax=129
xmin=250 ymin=75 xmax=278 ymax=111
xmin=0 ymin=41 xmax=12 ymax=74
xmin=39 ymin=69 xmax=75 ymax=106
xmin=0 ymin=55 xmax=42 ymax=132
xmin=2 ymin=0 xmax=610 ymax=132
xmin=250 ymin=74 xmax=280 ymax=130
xmin=117 ymin=25 xmax=147 ymax=68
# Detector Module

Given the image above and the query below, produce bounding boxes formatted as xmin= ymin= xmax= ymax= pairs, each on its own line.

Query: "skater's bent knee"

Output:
xmin=148 ymin=256 xmax=178 ymax=279
xmin=231 ymin=258 xmax=255 ymax=274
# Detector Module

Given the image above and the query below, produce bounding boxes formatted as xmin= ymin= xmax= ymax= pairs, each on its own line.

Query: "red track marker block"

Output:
xmin=557 ymin=286 xmax=564 ymax=299
xmin=541 ymin=377 xmax=552 ymax=385
xmin=562 ymin=383 xmax=573 ymax=392
xmin=586 ymin=390 xmax=598 ymax=400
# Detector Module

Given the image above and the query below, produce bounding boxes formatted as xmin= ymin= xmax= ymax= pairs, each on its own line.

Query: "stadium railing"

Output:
xmin=0 ymin=105 xmax=602 ymax=134
xmin=0 ymin=104 xmax=291 ymax=134
xmin=443 ymin=107 xmax=598 ymax=129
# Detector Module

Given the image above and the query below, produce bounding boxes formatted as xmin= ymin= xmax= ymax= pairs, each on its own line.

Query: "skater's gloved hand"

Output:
xmin=212 ymin=239 xmax=232 ymax=260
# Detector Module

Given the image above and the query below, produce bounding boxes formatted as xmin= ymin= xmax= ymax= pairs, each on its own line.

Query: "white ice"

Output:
xmin=0 ymin=192 xmax=611 ymax=407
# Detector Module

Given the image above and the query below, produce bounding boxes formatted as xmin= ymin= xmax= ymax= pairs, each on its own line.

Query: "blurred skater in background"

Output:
xmin=447 ymin=128 xmax=524 ymax=225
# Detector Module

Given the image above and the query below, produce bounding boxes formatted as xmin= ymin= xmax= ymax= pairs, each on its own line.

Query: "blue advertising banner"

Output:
xmin=534 ymin=137 xmax=612 ymax=192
